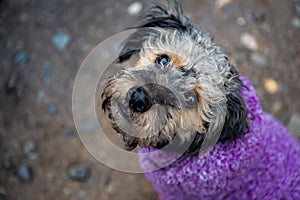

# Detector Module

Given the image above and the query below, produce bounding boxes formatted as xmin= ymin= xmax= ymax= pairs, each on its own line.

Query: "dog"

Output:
xmin=101 ymin=2 xmax=300 ymax=199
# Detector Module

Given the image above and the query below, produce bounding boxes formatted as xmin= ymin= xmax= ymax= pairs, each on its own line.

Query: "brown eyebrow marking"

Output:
xmin=135 ymin=52 xmax=187 ymax=68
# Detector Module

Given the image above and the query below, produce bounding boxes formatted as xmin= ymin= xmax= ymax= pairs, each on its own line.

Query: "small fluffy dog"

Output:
xmin=101 ymin=2 xmax=300 ymax=200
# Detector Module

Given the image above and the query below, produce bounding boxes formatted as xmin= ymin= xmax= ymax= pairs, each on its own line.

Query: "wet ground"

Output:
xmin=0 ymin=0 xmax=300 ymax=199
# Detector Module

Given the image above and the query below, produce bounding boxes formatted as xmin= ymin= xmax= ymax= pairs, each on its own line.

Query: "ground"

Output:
xmin=0 ymin=0 xmax=300 ymax=199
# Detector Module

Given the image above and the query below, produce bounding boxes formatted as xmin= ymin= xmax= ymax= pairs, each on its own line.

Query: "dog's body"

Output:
xmin=139 ymin=77 xmax=300 ymax=199
xmin=101 ymin=2 xmax=300 ymax=199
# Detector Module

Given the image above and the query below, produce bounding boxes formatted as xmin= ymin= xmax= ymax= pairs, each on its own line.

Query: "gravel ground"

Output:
xmin=0 ymin=0 xmax=299 ymax=199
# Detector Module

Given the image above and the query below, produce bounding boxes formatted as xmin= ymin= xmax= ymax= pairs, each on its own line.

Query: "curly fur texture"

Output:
xmin=101 ymin=1 xmax=249 ymax=155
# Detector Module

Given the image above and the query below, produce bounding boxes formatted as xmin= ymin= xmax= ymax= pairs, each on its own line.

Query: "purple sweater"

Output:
xmin=139 ymin=77 xmax=300 ymax=200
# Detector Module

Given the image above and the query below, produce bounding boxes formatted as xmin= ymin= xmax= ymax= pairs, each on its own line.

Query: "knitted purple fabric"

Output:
xmin=138 ymin=77 xmax=300 ymax=200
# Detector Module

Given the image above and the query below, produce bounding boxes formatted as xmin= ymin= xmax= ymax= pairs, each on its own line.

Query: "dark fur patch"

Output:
xmin=218 ymin=66 xmax=249 ymax=143
xmin=218 ymin=88 xmax=249 ymax=143
xmin=118 ymin=1 xmax=192 ymax=63
xmin=139 ymin=2 xmax=190 ymax=31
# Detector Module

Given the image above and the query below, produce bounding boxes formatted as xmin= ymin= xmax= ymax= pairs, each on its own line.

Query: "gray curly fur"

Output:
xmin=102 ymin=1 xmax=249 ymax=155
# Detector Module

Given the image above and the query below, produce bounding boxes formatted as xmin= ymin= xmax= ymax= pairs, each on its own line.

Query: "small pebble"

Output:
xmin=68 ymin=165 xmax=90 ymax=181
xmin=105 ymin=184 xmax=114 ymax=194
xmin=264 ymin=78 xmax=278 ymax=94
xmin=250 ymin=52 xmax=269 ymax=67
xmin=287 ymin=114 xmax=300 ymax=137
xmin=22 ymin=141 xmax=37 ymax=159
xmin=237 ymin=17 xmax=246 ymax=26
xmin=240 ymin=33 xmax=258 ymax=51
xmin=293 ymin=1 xmax=300 ymax=14
xmin=37 ymin=90 xmax=46 ymax=102
xmin=17 ymin=164 xmax=33 ymax=182
xmin=20 ymin=13 xmax=29 ymax=22
xmin=215 ymin=0 xmax=231 ymax=9
xmin=80 ymin=43 xmax=91 ymax=52
xmin=14 ymin=51 xmax=28 ymax=64
xmin=2 ymin=159 xmax=15 ymax=171
xmin=292 ymin=17 xmax=300 ymax=28
xmin=271 ymin=101 xmax=282 ymax=113
xmin=83 ymin=121 xmax=98 ymax=133
xmin=104 ymin=7 xmax=113 ymax=16
xmin=52 ymin=31 xmax=71 ymax=52
xmin=48 ymin=102 xmax=57 ymax=116
xmin=127 ymin=2 xmax=143 ymax=16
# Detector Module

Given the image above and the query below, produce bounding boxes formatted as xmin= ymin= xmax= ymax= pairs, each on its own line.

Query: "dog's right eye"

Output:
xmin=155 ymin=54 xmax=171 ymax=67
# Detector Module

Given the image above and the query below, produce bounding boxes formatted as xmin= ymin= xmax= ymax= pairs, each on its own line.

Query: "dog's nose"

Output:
xmin=128 ymin=87 xmax=152 ymax=113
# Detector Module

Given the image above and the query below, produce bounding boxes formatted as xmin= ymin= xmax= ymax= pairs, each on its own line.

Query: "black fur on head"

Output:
xmin=117 ymin=1 xmax=193 ymax=63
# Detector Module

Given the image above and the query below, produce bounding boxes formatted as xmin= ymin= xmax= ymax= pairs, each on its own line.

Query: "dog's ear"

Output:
xmin=118 ymin=1 xmax=192 ymax=63
xmin=218 ymin=65 xmax=249 ymax=142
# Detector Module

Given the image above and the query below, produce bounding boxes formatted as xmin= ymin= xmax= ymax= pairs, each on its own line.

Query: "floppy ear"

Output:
xmin=117 ymin=1 xmax=192 ymax=63
xmin=218 ymin=65 xmax=249 ymax=142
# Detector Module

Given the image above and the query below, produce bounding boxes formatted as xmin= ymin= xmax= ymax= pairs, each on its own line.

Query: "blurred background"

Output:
xmin=0 ymin=0 xmax=299 ymax=199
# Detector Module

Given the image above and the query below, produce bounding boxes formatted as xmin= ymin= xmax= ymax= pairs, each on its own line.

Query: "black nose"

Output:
xmin=128 ymin=87 xmax=152 ymax=113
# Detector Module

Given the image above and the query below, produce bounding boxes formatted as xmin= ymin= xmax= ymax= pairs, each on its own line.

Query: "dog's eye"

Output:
xmin=155 ymin=54 xmax=171 ymax=67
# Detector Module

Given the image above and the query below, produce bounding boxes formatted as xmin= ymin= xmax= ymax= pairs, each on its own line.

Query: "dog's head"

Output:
xmin=101 ymin=2 xmax=249 ymax=155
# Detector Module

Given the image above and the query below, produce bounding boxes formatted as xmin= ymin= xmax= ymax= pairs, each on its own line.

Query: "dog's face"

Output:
xmin=101 ymin=3 xmax=248 ymax=154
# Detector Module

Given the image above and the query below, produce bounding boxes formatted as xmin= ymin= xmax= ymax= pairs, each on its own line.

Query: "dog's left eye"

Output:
xmin=155 ymin=54 xmax=171 ymax=67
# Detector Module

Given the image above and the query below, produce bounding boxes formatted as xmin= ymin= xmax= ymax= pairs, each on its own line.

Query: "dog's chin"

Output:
xmin=150 ymin=132 xmax=176 ymax=148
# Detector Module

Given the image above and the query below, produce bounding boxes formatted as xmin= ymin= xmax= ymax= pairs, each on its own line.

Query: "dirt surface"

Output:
xmin=0 ymin=0 xmax=299 ymax=199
